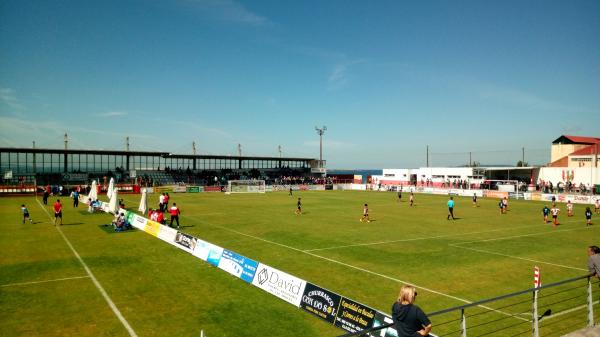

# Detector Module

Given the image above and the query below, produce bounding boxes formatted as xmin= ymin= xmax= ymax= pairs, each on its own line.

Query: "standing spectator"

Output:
xmin=159 ymin=193 xmax=165 ymax=212
xmin=588 ymin=246 xmax=600 ymax=281
xmin=43 ymin=188 xmax=50 ymax=205
xmin=169 ymin=203 xmax=181 ymax=229
xmin=392 ymin=285 xmax=432 ymax=337
xmin=164 ymin=193 xmax=170 ymax=209
xmin=53 ymin=199 xmax=63 ymax=226
xmin=71 ymin=189 xmax=79 ymax=208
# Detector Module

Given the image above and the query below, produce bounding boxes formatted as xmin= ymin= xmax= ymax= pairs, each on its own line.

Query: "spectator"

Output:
xmin=588 ymin=246 xmax=600 ymax=281
xmin=392 ymin=285 xmax=432 ymax=337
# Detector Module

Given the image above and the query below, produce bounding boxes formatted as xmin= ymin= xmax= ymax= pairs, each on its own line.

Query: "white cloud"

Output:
xmin=185 ymin=0 xmax=269 ymax=26
xmin=0 ymin=87 xmax=25 ymax=111
xmin=96 ymin=111 xmax=128 ymax=117
xmin=327 ymin=60 xmax=364 ymax=90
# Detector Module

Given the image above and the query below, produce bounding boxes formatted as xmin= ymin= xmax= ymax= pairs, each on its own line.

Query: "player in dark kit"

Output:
xmin=295 ymin=197 xmax=302 ymax=215
xmin=585 ymin=207 xmax=593 ymax=226
xmin=542 ymin=205 xmax=550 ymax=224
xmin=472 ymin=193 xmax=478 ymax=207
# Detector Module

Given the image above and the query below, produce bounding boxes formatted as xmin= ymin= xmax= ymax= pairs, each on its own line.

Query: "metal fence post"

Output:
xmin=461 ymin=308 xmax=467 ymax=337
xmin=532 ymin=290 xmax=539 ymax=337
xmin=588 ymin=277 xmax=594 ymax=327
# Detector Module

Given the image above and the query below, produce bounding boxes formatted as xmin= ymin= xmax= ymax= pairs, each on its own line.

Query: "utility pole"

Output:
xmin=315 ymin=126 xmax=327 ymax=166
xmin=426 ymin=145 xmax=429 ymax=167
xmin=126 ymin=137 xmax=130 ymax=151
xmin=278 ymin=145 xmax=282 ymax=158
xmin=469 ymin=152 xmax=472 ymax=167
xmin=193 ymin=141 xmax=197 ymax=155
xmin=32 ymin=141 xmax=36 ymax=174
xmin=522 ymin=147 xmax=525 ymax=166
xmin=64 ymin=133 xmax=68 ymax=150
xmin=238 ymin=143 xmax=242 ymax=157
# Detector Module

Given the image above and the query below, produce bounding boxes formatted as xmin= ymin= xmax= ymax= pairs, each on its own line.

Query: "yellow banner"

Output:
xmin=144 ymin=220 xmax=161 ymax=237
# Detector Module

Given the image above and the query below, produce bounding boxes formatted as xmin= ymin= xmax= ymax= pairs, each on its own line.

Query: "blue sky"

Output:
xmin=1 ymin=0 xmax=599 ymax=168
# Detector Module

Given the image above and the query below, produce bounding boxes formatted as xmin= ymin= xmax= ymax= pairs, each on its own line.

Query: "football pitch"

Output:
xmin=1 ymin=191 xmax=598 ymax=337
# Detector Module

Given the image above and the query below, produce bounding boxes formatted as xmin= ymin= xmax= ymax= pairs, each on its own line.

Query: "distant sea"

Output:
xmin=327 ymin=169 xmax=382 ymax=183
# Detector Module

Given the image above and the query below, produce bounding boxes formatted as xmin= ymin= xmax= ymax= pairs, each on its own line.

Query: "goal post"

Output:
xmin=226 ymin=180 xmax=266 ymax=194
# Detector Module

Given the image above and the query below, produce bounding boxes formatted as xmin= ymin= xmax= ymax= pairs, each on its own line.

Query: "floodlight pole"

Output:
xmin=126 ymin=137 xmax=130 ymax=151
xmin=315 ymin=126 xmax=327 ymax=167
xmin=238 ymin=143 xmax=242 ymax=157
xmin=64 ymin=133 xmax=68 ymax=150
xmin=278 ymin=145 xmax=282 ymax=158
xmin=193 ymin=141 xmax=197 ymax=155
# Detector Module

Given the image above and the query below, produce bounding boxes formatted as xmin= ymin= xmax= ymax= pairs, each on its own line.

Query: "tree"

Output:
xmin=516 ymin=160 xmax=529 ymax=167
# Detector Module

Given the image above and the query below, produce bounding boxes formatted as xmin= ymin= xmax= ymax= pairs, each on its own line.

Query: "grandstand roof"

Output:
xmin=0 ymin=147 xmax=316 ymax=162
xmin=552 ymin=135 xmax=600 ymax=145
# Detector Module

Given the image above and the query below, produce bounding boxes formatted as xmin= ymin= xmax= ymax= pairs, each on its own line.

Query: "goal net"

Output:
xmin=226 ymin=180 xmax=266 ymax=194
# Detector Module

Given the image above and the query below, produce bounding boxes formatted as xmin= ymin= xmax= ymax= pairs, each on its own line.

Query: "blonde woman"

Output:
xmin=392 ymin=285 xmax=432 ymax=337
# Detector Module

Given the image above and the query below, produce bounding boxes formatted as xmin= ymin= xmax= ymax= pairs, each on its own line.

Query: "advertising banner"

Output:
xmin=157 ymin=225 xmax=177 ymax=245
xmin=573 ymin=195 xmax=591 ymax=204
xmin=300 ymin=283 xmax=342 ymax=324
xmin=173 ymin=231 xmax=199 ymax=254
xmin=172 ymin=186 xmax=187 ymax=193
xmin=144 ymin=220 xmax=162 ymax=237
xmin=334 ymin=297 xmax=377 ymax=334
xmin=126 ymin=212 xmax=148 ymax=230
xmin=252 ymin=263 xmax=307 ymax=307
xmin=217 ymin=249 xmax=259 ymax=283
xmin=192 ymin=239 xmax=224 ymax=266
xmin=369 ymin=312 xmax=398 ymax=337
xmin=186 ymin=186 xmax=201 ymax=193
xmin=485 ymin=191 xmax=509 ymax=199
xmin=541 ymin=194 xmax=555 ymax=201
xmin=204 ymin=186 xmax=222 ymax=192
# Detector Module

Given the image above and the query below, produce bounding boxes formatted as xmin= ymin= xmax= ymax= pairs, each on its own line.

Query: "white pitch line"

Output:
xmin=450 ymin=244 xmax=588 ymax=271
xmin=454 ymin=225 xmax=593 ymax=246
xmin=35 ymin=199 xmax=138 ymax=337
xmin=304 ymin=219 xmax=583 ymax=252
xmin=194 ymin=219 xmax=528 ymax=322
xmin=542 ymin=300 xmax=599 ymax=321
xmin=1 ymin=275 xmax=90 ymax=287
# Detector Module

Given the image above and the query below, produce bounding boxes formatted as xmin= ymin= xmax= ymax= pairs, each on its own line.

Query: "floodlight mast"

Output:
xmin=315 ymin=126 xmax=327 ymax=167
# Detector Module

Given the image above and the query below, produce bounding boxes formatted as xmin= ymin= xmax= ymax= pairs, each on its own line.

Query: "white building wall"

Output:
xmin=538 ymin=167 xmax=599 ymax=186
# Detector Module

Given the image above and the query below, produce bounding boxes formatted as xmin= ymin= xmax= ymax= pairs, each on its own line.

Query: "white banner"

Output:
xmin=192 ymin=239 xmax=224 ymax=267
xmin=252 ymin=263 xmax=307 ymax=307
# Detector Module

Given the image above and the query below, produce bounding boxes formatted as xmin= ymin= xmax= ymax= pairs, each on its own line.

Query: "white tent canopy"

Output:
xmin=89 ymin=180 xmax=98 ymax=201
xmin=107 ymin=177 xmax=115 ymax=199
xmin=108 ymin=187 xmax=119 ymax=214
xmin=138 ymin=188 xmax=147 ymax=214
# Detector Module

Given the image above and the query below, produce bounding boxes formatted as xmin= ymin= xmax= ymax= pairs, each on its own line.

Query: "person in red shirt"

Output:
xmin=156 ymin=210 xmax=165 ymax=225
xmin=53 ymin=199 xmax=63 ymax=226
xmin=169 ymin=203 xmax=181 ymax=229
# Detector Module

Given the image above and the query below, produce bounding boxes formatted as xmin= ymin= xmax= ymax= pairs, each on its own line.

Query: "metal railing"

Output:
xmin=338 ymin=275 xmax=599 ymax=337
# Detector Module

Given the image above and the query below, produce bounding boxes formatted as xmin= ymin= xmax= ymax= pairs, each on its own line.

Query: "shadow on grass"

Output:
xmin=97 ymin=224 xmax=137 ymax=234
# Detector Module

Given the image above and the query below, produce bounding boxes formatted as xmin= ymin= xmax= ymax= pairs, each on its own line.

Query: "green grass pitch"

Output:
xmin=1 ymin=191 xmax=598 ymax=336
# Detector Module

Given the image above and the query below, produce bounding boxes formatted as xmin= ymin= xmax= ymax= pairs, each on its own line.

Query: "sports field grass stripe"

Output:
xmin=542 ymin=300 xmax=599 ymax=322
xmin=449 ymin=244 xmax=588 ymax=271
xmin=1 ymin=275 xmax=90 ymax=287
xmin=454 ymin=223 xmax=593 ymax=245
xmin=189 ymin=216 xmax=530 ymax=322
xmin=35 ymin=198 xmax=139 ymax=337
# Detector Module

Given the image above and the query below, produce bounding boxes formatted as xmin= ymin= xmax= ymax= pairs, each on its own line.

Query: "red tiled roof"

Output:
xmin=553 ymin=135 xmax=600 ymax=144
xmin=570 ymin=144 xmax=600 ymax=156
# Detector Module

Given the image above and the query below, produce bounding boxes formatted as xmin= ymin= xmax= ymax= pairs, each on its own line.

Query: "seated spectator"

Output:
xmin=112 ymin=213 xmax=126 ymax=232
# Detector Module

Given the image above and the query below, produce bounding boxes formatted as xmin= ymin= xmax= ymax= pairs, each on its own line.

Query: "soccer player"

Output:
xmin=159 ymin=193 xmax=165 ymax=212
xmin=502 ymin=197 xmax=508 ymax=213
xmin=409 ymin=192 xmax=414 ymax=207
xmin=289 ymin=186 xmax=293 ymax=196
xmin=53 ymin=199 xmax=63 ymax=226
xmin=398 ymin=186 xmax=402 ymax=202
xmin=360 ymin=203 xmax=370 ymax=222
xmin=169 ymin=203 xmax=181 ymax=229
xmin=498 ymin=199 xmax=504 ymax=214
xmin=542 ymin=205 xmax=550 ymax=224
xmin=447 ymin=197 xmax=455 ymax=220
xmin=472 ymin=193 xmax=478 ymax=207
xmin=295 ymin=197 xmax=302 ymax=215
xmin=566 ymin=200 xmax=574 ymax=217
xmin=551 ymin=205 xmax=560 ymax=227
xmin=585 ymin=207 xmax=592 ymax=226
xmin=595 ymin=199 xmax=600 ymax=214
xmin=21 ymin=204 xmax=33 ymax=224
xmin=71 ymin=189 xmax=79 ymax=208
